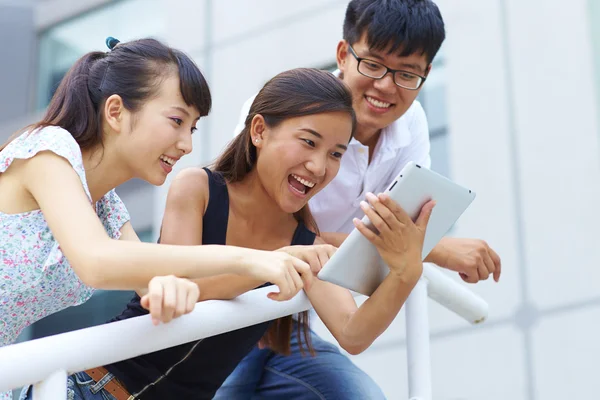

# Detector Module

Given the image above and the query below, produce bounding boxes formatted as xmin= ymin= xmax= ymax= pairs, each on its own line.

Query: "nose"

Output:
xmin=178 ymin=132 xmax=193 ymax=155
xmin=372 ymin=72 xmax=396 ymax=93
xmin=305 ymin=153 xmax=327 ymax=179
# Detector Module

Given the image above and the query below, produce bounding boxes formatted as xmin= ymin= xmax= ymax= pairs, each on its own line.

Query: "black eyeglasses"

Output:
xmin=347 ymin=45 xmax=427 ymax=90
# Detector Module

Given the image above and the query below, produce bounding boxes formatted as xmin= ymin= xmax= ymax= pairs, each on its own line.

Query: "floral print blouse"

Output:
xmin=0 ymin=126 xmax=130 ymax=399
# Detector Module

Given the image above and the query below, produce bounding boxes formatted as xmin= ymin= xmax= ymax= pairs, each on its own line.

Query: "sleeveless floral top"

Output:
xmin=0 ymin=127 xmax=130 ymax=399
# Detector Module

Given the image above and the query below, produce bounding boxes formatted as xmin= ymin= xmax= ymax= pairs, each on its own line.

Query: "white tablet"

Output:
xmin=317 ymin=162 xmax=476 ymax=296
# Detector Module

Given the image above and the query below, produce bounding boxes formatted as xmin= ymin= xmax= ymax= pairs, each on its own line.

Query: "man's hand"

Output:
xmin=428 ymin=237 xmax=501 ymax=283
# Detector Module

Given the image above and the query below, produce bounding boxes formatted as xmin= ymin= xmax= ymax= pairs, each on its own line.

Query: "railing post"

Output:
xmin=32 ymin=369 xmax=67 ymax=400
xmin=405 ymin=278 xmax=432 ymax=400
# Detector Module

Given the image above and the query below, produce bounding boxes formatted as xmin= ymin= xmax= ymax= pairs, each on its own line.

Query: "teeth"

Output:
xmin=366 ymin=96 xmax=391 ymax=108
xmin=160 ymin=155 xmax=176 ymax=166
xmin=291 ymin=174 xmax=315 ymax=188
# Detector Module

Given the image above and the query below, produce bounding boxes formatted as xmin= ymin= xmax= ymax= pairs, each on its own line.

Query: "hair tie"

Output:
xmin=105 ymin=36 xmax=120 ymax=51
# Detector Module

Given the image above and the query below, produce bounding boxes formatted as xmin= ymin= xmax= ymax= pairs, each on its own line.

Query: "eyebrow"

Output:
xmin=170 ymin=106 xmax=190 ymax=117
xmin=300 ymin=128 xmax=348 ymax=151
xmin=399 ymin=63 xmax=425 ymax=74
xmin=170 ymin=106 xmax=202 ymax=122
xmin=363 ymin=50 xmax=425 ymax=74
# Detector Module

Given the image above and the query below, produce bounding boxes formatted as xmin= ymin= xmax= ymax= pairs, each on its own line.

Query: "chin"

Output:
xmin=143 ymin=173 xmax=167 ymax=186
xmin=291 ymin=199 xmax=312 ymax=214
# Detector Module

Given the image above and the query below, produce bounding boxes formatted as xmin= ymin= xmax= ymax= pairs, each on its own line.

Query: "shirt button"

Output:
xmin=357 ymin=148 xmax=365 ymax=154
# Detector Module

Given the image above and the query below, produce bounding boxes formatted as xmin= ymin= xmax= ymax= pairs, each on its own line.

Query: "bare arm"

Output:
xmin=158 ymin=167 xmax=265 ymax=301
xmin=22 ymin=152 xmax=311 ymax=295
xmin=319 ymin=232 xmax=348 ymax=248
xmin=116 ymin=222 xmax=147 ymax=297
xmin=307 ymin=194 xmax=434 ymax=355
xmin=306 ymin=237 xmax=421 ymax=355
xmin=118 ymin=221 xmax=200 ymax=324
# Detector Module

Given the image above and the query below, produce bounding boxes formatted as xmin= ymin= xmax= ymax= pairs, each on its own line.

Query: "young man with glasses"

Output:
xmin=216 ymin=1 xmax=502 ymax=398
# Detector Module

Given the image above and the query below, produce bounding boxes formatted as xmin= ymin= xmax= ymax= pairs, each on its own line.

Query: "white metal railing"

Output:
xmin=0 ymin=263 xmax=488 ymax=400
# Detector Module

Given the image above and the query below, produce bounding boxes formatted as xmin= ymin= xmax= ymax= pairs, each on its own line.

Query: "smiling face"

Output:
xmin=251 ymin=111 xmax=353 ymax=214
xmin=337 ymin=34 xmax=431 ymax=143
xmin=108 ymin=73 xmax=201 ymax=185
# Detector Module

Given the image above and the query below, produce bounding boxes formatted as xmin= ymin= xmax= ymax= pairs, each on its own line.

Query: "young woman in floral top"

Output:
xmin=0 ymin=37 xmax=316 ymax=399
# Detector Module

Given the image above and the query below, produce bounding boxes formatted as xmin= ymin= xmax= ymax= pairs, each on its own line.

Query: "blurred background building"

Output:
xmin=2 ymin=0 xmax=600 ymax=398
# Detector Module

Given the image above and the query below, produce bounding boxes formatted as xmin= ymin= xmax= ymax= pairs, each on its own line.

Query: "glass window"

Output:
xmin=37 ymin=0 xmax=166 ymax=109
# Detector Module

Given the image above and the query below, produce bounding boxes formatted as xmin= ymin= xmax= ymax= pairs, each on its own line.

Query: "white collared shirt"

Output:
xmin=232 ymin=73 xmax=431 ymax=234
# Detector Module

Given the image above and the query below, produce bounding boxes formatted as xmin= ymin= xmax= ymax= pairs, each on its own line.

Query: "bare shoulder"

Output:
xmin=165 ymin=167 xmax=210 ymax=212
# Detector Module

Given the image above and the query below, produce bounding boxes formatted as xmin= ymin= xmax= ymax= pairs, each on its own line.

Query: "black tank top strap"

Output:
xmin=290 ymin=220 xmax=316 ymax=246
xmin=202 ymin=167 xmax=229 ymax=245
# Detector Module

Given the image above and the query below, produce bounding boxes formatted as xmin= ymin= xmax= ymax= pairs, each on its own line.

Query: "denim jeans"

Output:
xmin=20 ymin=372 xmax=117 ymax=400
xmin=214 ymin=321 xmax=386 ymax=400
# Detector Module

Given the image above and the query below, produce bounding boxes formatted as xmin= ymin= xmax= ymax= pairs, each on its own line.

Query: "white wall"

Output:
xmin=429 ymin=0 xmax=600 ymax=399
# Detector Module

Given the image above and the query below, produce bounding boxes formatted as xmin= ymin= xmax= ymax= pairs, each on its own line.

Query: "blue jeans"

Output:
xmin=214 ymin=322 xmax=386 ymax=400
xmin=20 ymin=372 xmax=116 ymax=400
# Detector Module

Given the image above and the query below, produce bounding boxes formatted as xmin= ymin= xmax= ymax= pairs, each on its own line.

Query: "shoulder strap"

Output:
xmin=290 ymin=221 xmax=316 ymax=246
xmin=201 ymin=168 xmax=230 ymax=245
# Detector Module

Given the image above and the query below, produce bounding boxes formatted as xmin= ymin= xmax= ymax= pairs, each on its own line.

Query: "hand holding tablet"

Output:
xmin=318 ymin=162 xmax=476 ymax=296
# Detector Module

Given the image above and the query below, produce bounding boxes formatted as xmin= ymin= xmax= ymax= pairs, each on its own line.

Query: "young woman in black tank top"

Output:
xmin=65 ymin=68 xmax=433 ymax=400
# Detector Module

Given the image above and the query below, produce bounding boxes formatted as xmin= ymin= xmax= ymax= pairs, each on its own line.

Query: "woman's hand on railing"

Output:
xmin=276 ymin=243 xmax=337 ymax=275
xmin=140 ymin=275 xmax=200 ymax=325
xmin=239 ymin=250 xmax=313 ymax=301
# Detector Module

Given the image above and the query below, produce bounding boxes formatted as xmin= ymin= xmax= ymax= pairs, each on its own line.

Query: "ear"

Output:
xmin=103 ymin=94 xmax=125 ymax=133
xmin=336 ymin=40 xmax=349 ymax=74
xmin=250 ymin=114 xmax=267 ymax=149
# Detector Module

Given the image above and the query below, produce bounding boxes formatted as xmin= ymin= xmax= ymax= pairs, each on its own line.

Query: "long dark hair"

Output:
xmin=213 ymin=68 xmax=356 ymax=355
xmin=0 ymin=37 xmax=211 ymax=152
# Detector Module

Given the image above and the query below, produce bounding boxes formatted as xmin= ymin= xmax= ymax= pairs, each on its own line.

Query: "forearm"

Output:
xmin=82 ymin=240 xmax=249 ymax=290
xmin=195 ymin=274 xmax=266 ymax=301
xmin=319 ymin=232 xmax=349 ymax=247
xmin=315 ymin=266 xmax=421 ymax=355
xmin=344 ymin=270 xmax=420 ymax=351
xmin=423 ymin=237 xmax=450 ymax=267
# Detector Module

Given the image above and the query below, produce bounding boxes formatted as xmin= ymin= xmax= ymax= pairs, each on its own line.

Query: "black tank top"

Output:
xmin=105 ymin=168 xmax=316 ymax=400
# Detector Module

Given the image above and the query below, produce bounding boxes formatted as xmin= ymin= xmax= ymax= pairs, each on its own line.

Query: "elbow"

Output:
xmin=72 ymin=260 xmax=105 ymax=289
xmin=69 ymin=241 xmax=115 ymax=289
xmin=337 ymin=332 xmax=372 ymax=355
xmin=339 ymin=340 xmax=369 ymax=355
